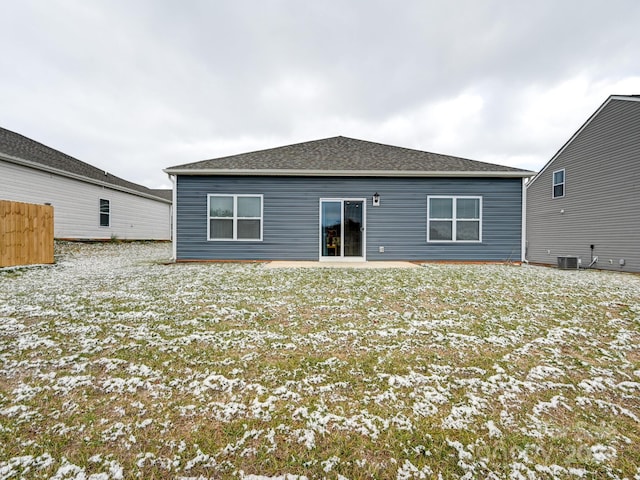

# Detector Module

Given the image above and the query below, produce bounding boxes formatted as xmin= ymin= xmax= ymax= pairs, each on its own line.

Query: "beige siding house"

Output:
xmin=526 ymin=95 xmax=640 ymax=273
xmin=1 ymin=127 xmax=172 ymax=241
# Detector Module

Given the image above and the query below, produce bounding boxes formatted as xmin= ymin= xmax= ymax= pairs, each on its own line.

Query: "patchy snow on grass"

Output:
xmin=1 ymin=242 xmax=639 ymax=478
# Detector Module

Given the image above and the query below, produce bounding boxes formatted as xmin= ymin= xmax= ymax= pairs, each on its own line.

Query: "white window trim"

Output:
xmin=207 ymin=194 xmax=263 ymax=241
xmin=99 ymin=198 xmax=110 ymax=228
xmin=427 ymin=195 xmax=482 ymax=243
xmin=552 ymin=168 xmax=565 ymax=199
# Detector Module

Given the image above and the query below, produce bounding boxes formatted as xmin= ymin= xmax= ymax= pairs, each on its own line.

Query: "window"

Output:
xmin=427 ymin=196 xmax=482 ymax=242
xmin=99 ymin=199 xmax=110 ymax=227
xmin=208 ymin=194 xmax=263 ymax=241
xmin=552 ymin=169 xmax=565 ymax=198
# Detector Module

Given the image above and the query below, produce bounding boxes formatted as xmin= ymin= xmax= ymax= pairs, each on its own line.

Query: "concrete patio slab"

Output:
xmin=263 ymin=261 xmax=419 ymax=269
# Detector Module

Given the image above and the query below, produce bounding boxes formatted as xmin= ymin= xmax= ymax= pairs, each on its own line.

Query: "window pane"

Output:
xmin=237 ymin=219 xmax=261 ymax=239
xmin=322 ymin=202 xmax=342 ymax=257
xmin=553 ymin=184 xmax=564 ymax=198
xmin=237 ymin=196 xmax=261 ymax=217
xmin=99 ymin=199 xmax=109 ymax=227
xmin=344 ymin=201 xmax=363 ymax=257
xmin=430 ymin=220 xmax=452 ymax=241
xmin=210 ymin=196 xmax=233 ymax=217
xmin=430 ymin=198 xmax=452 ymax=218
xmin=457 ymin=199 xmax=479 ymax=219
xmin=553 ymin=170 xmax=564 ymax=184
xmin=210 ymin=219 xmax=233 ymax=239
xmin=457 ymin=221 xmax=480 ymax=241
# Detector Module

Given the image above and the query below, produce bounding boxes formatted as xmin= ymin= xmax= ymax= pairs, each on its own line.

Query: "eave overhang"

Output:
xmin=163 ymin=168 xmax=535 ymax=178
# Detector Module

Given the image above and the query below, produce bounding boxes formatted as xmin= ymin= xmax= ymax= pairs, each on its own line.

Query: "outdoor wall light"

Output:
xmin=372 ymin=192 xmax=380 ymax=206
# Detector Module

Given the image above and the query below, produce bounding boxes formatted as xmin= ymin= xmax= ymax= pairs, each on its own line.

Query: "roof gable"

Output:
xmin=165 ymin=136 xmax=533 ymax=178
xmin=0 ymin=126 xmax=170 ymax=203
xmin=527 ymin=95 xmax=640 ymax=188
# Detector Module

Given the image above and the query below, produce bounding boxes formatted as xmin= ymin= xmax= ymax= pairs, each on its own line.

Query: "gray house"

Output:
xmin=526 ymin=95 xmax=640 ymax=273
xmin=1 ymin=127 xmax=172 ymax=241
xmin=164 ymin=136 xmax=534 ymax=262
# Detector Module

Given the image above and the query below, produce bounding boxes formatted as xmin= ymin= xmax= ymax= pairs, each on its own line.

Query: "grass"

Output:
xmin=0 ymin=242 xmax=639 ymax=479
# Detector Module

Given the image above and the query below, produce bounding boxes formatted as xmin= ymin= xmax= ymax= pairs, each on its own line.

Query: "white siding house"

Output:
xmin=526 ymin=95 xmax=640 ymax=273
xmin=1 ymin=127 xmax=171 ymax=241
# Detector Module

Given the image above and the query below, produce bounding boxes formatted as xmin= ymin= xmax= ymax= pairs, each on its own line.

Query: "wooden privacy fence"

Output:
xmin=0 ymin=200 xmax=54 ymax=267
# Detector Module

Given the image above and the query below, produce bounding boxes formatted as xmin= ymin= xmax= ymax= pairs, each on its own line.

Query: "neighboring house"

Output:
xmin=0 ymin=127 xmax=172 ymax=241
xmin=526 ymin=95 xmax=640 ymax=273
xmin=164 ymin=136 xmax=534 ymax=262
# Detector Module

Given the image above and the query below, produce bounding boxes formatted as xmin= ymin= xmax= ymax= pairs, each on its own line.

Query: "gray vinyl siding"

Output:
xmin=176 ymin=175 xmax=523 ymax=261
xmin=526 ymin=98 xmax=640 ymax=273
xmin=1 ymin=160 xmax=172 ymax=240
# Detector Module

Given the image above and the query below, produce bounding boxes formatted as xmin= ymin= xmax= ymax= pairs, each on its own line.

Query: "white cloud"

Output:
xmin=1 ymin=0 xmax=640 ymax=187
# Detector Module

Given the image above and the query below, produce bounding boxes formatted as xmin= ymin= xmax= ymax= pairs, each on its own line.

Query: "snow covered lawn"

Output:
xmin=1 ymin=242 xmax=639 ymax=479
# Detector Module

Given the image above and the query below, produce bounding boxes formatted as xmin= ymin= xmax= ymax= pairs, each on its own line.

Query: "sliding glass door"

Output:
xmin=320 ymin=199 xmax=365 ymax=260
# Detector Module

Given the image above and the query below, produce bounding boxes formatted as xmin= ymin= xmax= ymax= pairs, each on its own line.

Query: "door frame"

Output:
xmin=318 ymin=198 xmax=367 ymax=262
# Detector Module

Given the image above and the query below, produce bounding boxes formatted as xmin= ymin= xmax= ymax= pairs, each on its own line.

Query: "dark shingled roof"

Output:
xmin=0 ymin=126 xmax=171 ymax=203
xmin=149 ymin=189 xmax=173 ymax=201
xmin=165 ymin=136 xmax=534 ymax=176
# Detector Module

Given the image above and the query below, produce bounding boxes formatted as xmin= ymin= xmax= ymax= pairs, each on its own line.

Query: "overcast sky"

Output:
xmin=2 ymin=0 xmax=640 ymax=189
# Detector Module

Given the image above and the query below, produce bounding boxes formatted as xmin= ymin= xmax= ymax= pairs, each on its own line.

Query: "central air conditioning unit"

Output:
xmin=557 ymin=256 xmax=579 ymax=270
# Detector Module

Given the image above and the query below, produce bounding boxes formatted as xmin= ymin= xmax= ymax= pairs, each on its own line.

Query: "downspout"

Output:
xmin=169 ymin=174 xmax=177 ymax=262
xmin=521 ymin=177 xmax=528 ymax=265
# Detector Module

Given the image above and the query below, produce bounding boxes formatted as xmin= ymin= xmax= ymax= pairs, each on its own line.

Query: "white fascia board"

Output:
xmin=1 ymin=153 xmax=172 ymax=204
xmin=527 ymin=95 xmax=640 ymax=189
xmin=163 ymin=167 xmax=535 ymax=178
xmin=610 ymin=95 xmax=640 ymax=103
